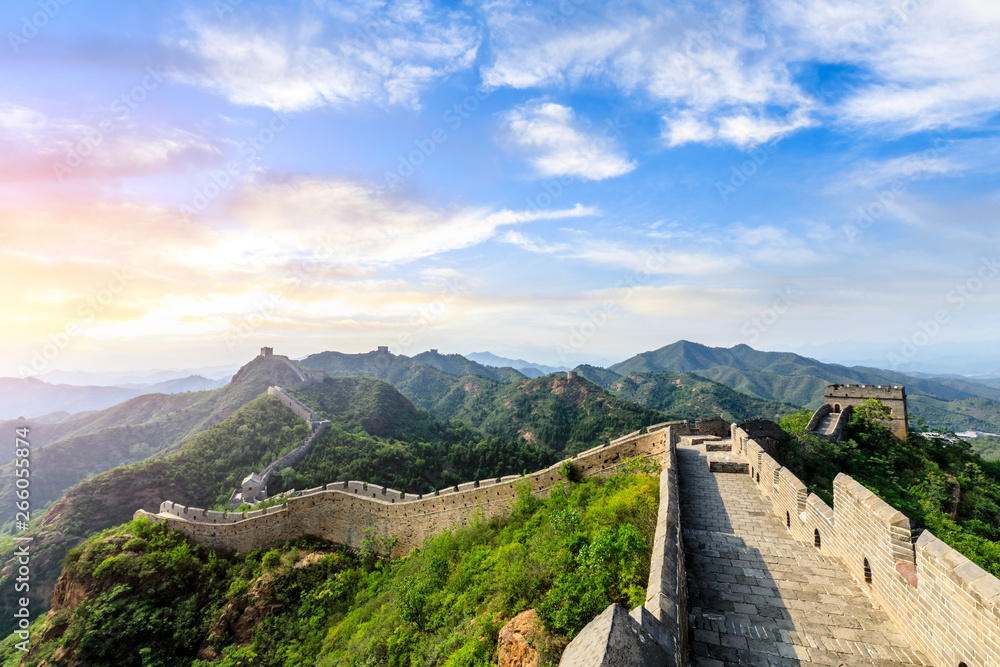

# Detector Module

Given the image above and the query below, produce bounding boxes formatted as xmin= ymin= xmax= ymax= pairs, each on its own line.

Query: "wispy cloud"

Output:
xmin=503 ymin=101 xmax=635 ymax=180
xmin=0 ymin=103 xmax=222 ymax=181
xmin=168 ymin=1 xmax=480 ymax=112
xmin=227 ymin=176 xmax=597 ymax=266
xmin=773 ymin=0 xmax=1000 ymax=133
xmin=499 ymin=230 xmax=570 ymax=254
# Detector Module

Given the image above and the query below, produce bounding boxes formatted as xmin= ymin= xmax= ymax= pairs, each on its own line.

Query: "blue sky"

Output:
xmin=2 ymin=0 xmax=1000 ymax=377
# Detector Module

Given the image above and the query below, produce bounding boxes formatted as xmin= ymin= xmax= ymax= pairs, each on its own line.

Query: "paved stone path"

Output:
xmin=678 ymin=441 xmax=931 ymax=667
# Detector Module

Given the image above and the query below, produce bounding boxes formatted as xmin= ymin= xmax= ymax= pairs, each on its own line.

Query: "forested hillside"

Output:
xmin=5 ymin=466 xmax=660 ymax=666
xmin=0 ymin=394 xmax=310 ymax=639
xmin=575 ymin=367 xmax=797 ymax=422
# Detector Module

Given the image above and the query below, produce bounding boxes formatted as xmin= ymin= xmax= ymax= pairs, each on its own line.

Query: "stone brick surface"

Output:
xmin=678 ymin=441 xmax=928 ymax=666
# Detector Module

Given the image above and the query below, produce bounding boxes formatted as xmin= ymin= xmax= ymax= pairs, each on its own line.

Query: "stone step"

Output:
xmin=705 ymin=440 xmax=733 ymax=452
xmin=708 ymin=460 xmax=749 ymax=474
xmin=679 ymin=435 xmax=723 ymax=447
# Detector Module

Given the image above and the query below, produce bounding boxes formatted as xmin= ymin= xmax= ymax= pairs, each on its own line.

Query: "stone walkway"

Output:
xmin=678 ymin=441 xmax=931 ymax=667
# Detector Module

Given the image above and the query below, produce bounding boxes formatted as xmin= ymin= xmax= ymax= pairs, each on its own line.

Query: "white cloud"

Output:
xmin=716 ymin=108 xmax=814 ymax=148
xmin=169 ymin=1 xmax=480 ymax=112
xmin=664 ymin=110 xmax=715 ymax=147
xmin=499 ymin=230 xmax=570 ymax=254
xmin=482 ymin=0 xmax=1000 ymax=145
xmin=772 ymin=0 xmax=1000 ymax=133
xmin=227 ymin=176 xmax=596 ymax=267
xmin=482 ymin=3 xmax=813 ymax=149
xmin=504 ymin=101 xmax=636 ymax=180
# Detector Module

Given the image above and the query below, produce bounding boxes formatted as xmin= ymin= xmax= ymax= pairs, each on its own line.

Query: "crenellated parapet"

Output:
xmin=732 ymin=422 xmax=1000 ymax=667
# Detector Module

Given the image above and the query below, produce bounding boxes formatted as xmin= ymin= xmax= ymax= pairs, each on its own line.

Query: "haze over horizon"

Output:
xmin=4 ymin=0 xmax=1000 ymax=378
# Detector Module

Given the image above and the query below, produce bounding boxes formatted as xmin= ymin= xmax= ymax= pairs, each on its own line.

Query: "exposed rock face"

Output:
xmin=498 ymin=609 xmax=545 ymax=667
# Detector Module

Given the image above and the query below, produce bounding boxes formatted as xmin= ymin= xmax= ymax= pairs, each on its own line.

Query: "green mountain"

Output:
xmin=423 ymin=373 xmax=666 ymax=455
xmin=611 ymin=341 xmax=1000 ymax=432
xmin=278 ymin=377 xmax=559 ymax=495
xmin=907 ymin=395 xmax=1000 ymax=434
xmin=412 ymin=350 xmax=527 ymax=383
xmin=603 ymin=371 xmax=796 ymax=422
xmin=572 ymin=363 xmax=623 ymax=387
xmin=299 ymin=349 xmax=462 ymax=410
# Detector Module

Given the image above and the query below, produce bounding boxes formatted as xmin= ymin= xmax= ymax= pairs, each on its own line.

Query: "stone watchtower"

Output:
xmin=260 ymin=347 xmax=273 ymax=358
xmin=824 ymin=384 xmax=908 ymax=440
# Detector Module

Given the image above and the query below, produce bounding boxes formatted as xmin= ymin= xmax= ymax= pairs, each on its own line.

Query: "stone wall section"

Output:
xmin=642 ymin=426 xmax=687 ymax=666
xmin=733 ymin=423 xmax=1000 ymax=667
xmin=266 ymin=386 xmax=317 ymax=422
xmin=258 ymin=419 xmax=331 ymax=490
xmin=138 ymin=429 xmax=668 ymax=558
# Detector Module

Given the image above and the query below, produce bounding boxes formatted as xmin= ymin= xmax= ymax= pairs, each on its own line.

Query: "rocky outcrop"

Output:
xmin=498 ymin=609 xmax=543 ymax=667
xmin=498 ymin=609 xmax=563 ymax=667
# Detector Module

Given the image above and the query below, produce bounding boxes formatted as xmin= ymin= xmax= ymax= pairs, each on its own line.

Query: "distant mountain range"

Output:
xmin=0 ymin=375 xmax=230 ymax=421
xmin=464 ymin=352 xmax=570 ymax=378
xmin=604 ymin=340 xmax=1000 ymax=434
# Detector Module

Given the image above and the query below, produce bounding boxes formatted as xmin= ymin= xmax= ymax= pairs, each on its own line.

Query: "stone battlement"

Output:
xmin=825 ymin=383 xmax=905 ymax=399
xmin=731 ymin=421 xmax=1000 ymax=667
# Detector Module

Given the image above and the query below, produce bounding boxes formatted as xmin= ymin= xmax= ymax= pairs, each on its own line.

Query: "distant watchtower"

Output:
xmin=260 ymin=347 xmax=273 ymax=358
xmin=376 ymin=346 xmax=389 ymax=353
xmin=566 ymin=371 xmax=578 ymax=380
xmin=825 ymin=384 xmax=907 ymax=440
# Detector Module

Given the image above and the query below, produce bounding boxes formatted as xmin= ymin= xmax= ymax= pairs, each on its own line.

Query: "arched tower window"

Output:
xmin=814 ymin=529 xmax=821 ymax=548
xmin=785 ymin=511 xmax=790 ymax=527
xmin=756 ymin=472 xmax=760 ymax=483
xmin=834 ymin=404 xmax=841 ymax=413
xmin=864 ymin=558 xmax=872 ymax=584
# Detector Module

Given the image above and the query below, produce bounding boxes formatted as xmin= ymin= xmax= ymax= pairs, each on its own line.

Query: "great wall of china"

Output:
xmin=134 ymin=386 xmax=1000 ymax=666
